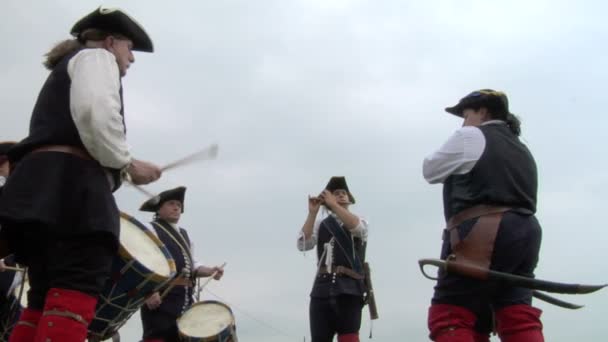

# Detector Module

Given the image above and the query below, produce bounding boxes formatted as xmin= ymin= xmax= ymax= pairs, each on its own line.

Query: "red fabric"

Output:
xmin=8 ymin=308 xmax=42 ymax=342
xmin=473 ymin=332 xmax=490 ymax=342
xmin=337 ymin=333 xmax=360 ymax=342
xmin=428 ymin=304 xmax=479 ymax=342
xmin=495 ymin=304 xmax=544 ymax=342
xmin=33 ymin=288 xmax=97 ymax=342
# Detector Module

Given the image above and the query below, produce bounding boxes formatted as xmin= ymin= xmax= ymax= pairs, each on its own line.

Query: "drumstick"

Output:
xmin=160 ymin=144 xmax=219 ymax=172
xmin=2 ymin=266 xmax=25 ymax=272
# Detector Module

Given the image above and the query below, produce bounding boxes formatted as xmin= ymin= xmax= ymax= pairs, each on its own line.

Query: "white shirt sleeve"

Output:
xmin=190 ymin=241 xmax=201 ymax=269
xmin=423 ymin=126 xmax=486 ymax=184
xmin=67 ymin=49 xmax=132 ymax=169
xmin=297 ymin=219 xmax=321 ymax=251
xmin=350 ymin=217 xmax=369 ymax=241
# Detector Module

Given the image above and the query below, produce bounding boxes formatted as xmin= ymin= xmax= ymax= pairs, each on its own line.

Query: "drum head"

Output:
xmin=119 ymin=213 xmax=171 ymax=277
xmin=178 ymin=301 xmax=235 ymax=338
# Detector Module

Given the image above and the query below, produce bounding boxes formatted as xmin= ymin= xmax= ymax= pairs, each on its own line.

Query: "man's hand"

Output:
xmin=145 ymin=292 xmax=162 ymax=310
xmin=198 ymin=265 xmax=224 ymax=280
xmin=308 ymin=195 xmax=322 ymax=214
xmin=127 ymin=159 xmax=162 ymax=185
xmin=0 ymin=259 xmax=6 ymax=272
xmin=318 ymin=190 xmax=338 ymax=209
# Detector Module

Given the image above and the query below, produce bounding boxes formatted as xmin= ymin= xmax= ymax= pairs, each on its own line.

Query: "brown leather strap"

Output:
xmin=43 ymin=309 xmax=89 ymax=325
xmin=318 ymin=265 xmax=365 ymax=280
xmin=30 ymin=145 xmax=93 ymax=161
xmin=447 ymin=204 xmax=512 ymax=229
xmin=169 ymin=277 xmax=193 ymax=287
xmin=447 ymin=210 xmax=506 ymax=280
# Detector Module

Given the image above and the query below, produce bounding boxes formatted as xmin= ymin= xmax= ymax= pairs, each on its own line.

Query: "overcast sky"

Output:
xmin=2 ymin=1 xmax=608 ymax=341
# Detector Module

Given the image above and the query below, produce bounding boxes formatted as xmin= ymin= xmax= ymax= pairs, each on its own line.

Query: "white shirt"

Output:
xmin=423 ymin=121 xmax=506 ymax=184
xmin=67 ymin=49 xmax=132 ymax=169
xmin=297 ymin=212 xmax=369 ymax=252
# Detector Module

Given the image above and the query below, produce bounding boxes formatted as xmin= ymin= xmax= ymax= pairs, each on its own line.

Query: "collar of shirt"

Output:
xmin=481 ymin=120 xmax=506 ymax=126
xmin=169 ymin=222 xmax=180 ymax=231
xmin=0 ymin=176 xmax=5 ymax=186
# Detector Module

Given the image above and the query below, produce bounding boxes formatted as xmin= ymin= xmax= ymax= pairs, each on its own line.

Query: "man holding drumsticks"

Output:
xmin=0 ymin=7 xmax=161 ymax=342
xmin=139 ymin=186 xmax=224 ymax=342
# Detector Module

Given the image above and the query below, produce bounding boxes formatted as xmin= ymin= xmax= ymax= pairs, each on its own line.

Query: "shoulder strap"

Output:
xmin=151 ymin=221 xmax=194 ymax=266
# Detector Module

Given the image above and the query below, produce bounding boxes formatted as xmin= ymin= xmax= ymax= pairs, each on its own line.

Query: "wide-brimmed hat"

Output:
xmin=140 ymin=186 xmax=186 ymax=213
xmin=445 ymin=89 xmax=510 ymax=117
xmin=71 ymin=6 xmax=154 ymax=52
xmin=325 ymin=176 xmax=356 ymax=204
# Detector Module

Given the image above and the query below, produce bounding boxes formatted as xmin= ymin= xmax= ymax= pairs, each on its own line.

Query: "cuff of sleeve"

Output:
xmin=120 ymin=160 xmax=132 ymax=181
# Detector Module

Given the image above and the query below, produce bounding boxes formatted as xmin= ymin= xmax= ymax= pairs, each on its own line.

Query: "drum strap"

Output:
xmin=151 ymin=221 xmax=194 ymax=272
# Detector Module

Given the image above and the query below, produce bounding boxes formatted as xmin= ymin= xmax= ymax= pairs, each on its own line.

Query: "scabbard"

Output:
xmin=363 ymin=262 xmax=379 ymax=320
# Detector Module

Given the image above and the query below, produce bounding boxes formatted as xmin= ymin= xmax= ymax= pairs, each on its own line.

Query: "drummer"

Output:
xmin=139 ymin=186 xmax=224 ymax=342
xmin=0 ymin=7 xmax=161 ymax=342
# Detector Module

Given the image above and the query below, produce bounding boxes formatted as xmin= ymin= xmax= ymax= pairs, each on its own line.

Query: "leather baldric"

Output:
xmin=445 ymin=205 xmax=512 ymax=278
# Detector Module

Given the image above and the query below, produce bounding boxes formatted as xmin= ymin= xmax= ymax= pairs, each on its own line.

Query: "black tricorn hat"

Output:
xmin=445 ymin=89 xmax=511 ymax=118
xmin=140 ymin=186 xmax=186 ymax=213
xmin=0 ymin=141 xmax=16 ymax=156
xmin=71 ymin=6 xmax=154 ymax=52
xmin=325 ymin=176 xmax=356 ymax=204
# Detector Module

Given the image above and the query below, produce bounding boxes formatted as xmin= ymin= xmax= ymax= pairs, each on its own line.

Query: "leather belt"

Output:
xmin=318 ymin=265 xmax=365 ymax=280
xmin=30 ymin=145 xmax=93 ymax=161
xmin=446 ymin=204 xmax=513 ymax=229
xmin=169 ymin=277 xmax=193 ymax=287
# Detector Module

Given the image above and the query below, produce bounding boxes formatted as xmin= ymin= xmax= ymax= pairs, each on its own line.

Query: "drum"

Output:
xmin=88 ymin=212 xmax=176 ymax=341
xmin=177 ymin=301 xmax=238 ymax=342
xmin=0 ymin=275 xmax=28 ymax=342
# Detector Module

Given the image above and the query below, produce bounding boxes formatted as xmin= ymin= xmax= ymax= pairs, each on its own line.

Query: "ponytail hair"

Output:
xmin=506 ymin=113 xmax=521 ymax=136
xmin=43 ymin=39 xmax=83 ymax=70
xmin=43 ymin=29 xmax=115 ymax=70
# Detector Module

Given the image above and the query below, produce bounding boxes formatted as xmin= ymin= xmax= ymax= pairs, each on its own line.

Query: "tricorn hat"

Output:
xmin=140 ymin=186 xmax=186 ymax=213
xmin=445 ymin=89 xmax=511 ymax=118
xmin=71 ymin=6 xmax=154 ymax=52
xmin=325 ymin=176 xmax=356 ymax=204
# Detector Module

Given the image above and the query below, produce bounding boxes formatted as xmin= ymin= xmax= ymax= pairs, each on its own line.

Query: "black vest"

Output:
xmin=442 ymin=123 xmax=537 ymax=220
xmin=150 ymin=219 xmax=194 ymax=316
xmin=8 ymin=48 xmax=125 ymax=189
xmin=311 ymin=215 xmax=366 ymax=298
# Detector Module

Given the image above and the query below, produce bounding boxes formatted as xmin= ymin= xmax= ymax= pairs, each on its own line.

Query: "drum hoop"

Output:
xmin=177 ymin=300 xmax=236 ymax=340
xmin=119 ymin=212 xmax=177 ymax=282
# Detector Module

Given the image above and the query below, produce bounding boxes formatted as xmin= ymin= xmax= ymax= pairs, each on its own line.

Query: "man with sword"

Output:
xmin=422 ymin=89 xmax=544 ymax=341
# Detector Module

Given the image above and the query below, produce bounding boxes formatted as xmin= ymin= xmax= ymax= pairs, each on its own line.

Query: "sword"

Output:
xmin=418 ymin=258 xmax=607 ymax=309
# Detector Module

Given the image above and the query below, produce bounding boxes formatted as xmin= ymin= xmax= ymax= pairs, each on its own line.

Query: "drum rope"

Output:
xmin=203 ymin=288 xmax=306 ymax=341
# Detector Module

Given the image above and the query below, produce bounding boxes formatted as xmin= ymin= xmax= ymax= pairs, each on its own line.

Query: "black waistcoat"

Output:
xmin=311 ymin=215 xmax=366 ymax=298
xmin=8 ymin=48 xmax=124 ymax=190
xmin=442 ymin=124 xmax=537 ymax=220
xmin=149 ymin=219 xmax=194 ymax=316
